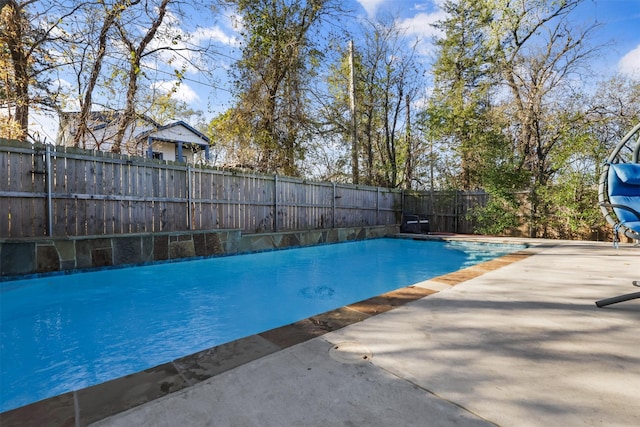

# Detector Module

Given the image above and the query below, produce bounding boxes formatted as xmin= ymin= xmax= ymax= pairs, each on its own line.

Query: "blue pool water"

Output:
xmin=0 ymin=238 xmax=524 ymax=412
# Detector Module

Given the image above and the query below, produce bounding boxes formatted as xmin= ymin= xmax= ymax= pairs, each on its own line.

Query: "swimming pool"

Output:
xmin=0 ymin=238 xmax=524 ymax=412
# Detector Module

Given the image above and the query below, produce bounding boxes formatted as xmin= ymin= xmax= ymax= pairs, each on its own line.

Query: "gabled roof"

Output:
xmin=59 ymin=111 xmax=161 ymax=132
xmin=58 ymin=111 xmax=208 ymax=149
xmin=136 ymin=120 xmax=210 ymax=145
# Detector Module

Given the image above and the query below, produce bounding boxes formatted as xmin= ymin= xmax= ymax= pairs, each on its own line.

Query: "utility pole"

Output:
xmin=349 ymin=40 xmax=359 ymax=184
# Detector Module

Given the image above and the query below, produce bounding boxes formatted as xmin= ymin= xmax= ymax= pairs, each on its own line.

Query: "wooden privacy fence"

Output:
xmin=402 ymin=190 xmax=490 ymax=235
xmin=0 ymin=140 xmax=403 ymax=238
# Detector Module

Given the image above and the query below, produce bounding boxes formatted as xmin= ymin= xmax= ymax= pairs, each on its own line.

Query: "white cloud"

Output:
xmin=153 ymin=81 xmax=200 ymax=103
xmin=143 ymin=9 xmax=238 ymax=75
xmin=398 ymin=11 xmax=446 ymax=56
xmin=400 ymin=11 xmax=445 ymax=40
xmin=619 ymin=44 xmax=640 ymax=80
xmin=191 ymin=26 xmax=239 ymax=47
xmin=356 ymin=0 xmax=387 ymax=18
xmin=358 ymin=0 xmax=446 ymax=19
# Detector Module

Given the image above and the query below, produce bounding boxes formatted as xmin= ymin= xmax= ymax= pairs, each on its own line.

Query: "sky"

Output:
xmin=29 ymin=0 xmax=640 ymax=143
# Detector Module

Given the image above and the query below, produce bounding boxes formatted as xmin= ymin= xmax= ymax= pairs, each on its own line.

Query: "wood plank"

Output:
xmin=199 ymin=169 xmax=213 ymax=230
xmin=73 ymin=155 xmax=88 ymax=235
xmin=19 ymin=150 xmax=35 ymax=236
xmin=191 ymin=166 xmax=200 ymax=230
xmin=121 ymin=158 xmax=131 ymax=232
xmin=141 ymin=164 xmax=151 ymax=232
xmin=228 ymin=173 xmax=236 ymax=229
xmin=32 ymin=148 xmax=47 ymax=236
xmin=130 ymin=162 xmax=140 ymax=232
xmin=64 ymin=152 xmax=78 ymax=235
xmin=153 ymin=161 xmax=162 ymax=231
xmin=244 ymin=173 xmax=250 ymax=231
xmin=216 ymin=173 xmax=225 ymax=229
xmin=208 ymin=170 xmax=219 ymax=229
xmin=151 ymin=164 xmax=161 ymax=232
xmin=0 ymin=149 xmax=10 ymax=237
xmin=51 ymin=153 xmax=65 ymax=236
xmin=11 ymin=149 xmax=26 ymax=237
xmin=160 ymin=162 xmax=171 ymax=231
xmin=85 ymin=157 xmax=98 ymax=235
xmin=223 ymin=173 xmax=230 ymax=229
xmin=93 ymin=157 xmax=105 ymax=235
xmin=104 ymin=154 xmax=117 ymax=234
xmin=136 ymin=163 xmax=147 ymax=232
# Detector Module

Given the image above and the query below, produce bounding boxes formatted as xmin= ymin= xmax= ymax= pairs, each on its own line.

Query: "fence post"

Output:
xmin=376 ymin=187 xmax=380 ymax=225
xmin=187 ymin=164 xmax=192 ymax=230
xmin=455 ymin=191 xmax=459 ymax=233
xmin=45 ymin=144 xmax=53 ymax=236
xmin=274 ymin=175 xmax=278 ymax=232
xmin=332 ymin=182 xmax=336 ymax=228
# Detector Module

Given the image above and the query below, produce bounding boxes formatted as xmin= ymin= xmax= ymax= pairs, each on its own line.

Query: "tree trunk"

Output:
xmin=74 ymin=0 xmax=135 ymax=148
xmin=4 ymin=1 xmax=29 ymax=138
xmin=111 ymin=0 xmax=169 ymax=153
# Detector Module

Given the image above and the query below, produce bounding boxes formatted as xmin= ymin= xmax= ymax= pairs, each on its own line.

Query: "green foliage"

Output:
xmin=427 ymin=0 xmax=502 ymax=190
xmin=468 ymin=193 xmax=522 ymax=236
xmin=426 ymin=0 xmax=633 ymax=239
xmin=223 ymin=0 xmax=336 ymax=176
xmin=538 ymin=173 xmax=602 ymax=239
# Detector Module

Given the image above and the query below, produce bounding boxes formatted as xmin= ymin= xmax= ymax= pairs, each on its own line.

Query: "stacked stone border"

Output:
xmin=0 ymin=225 xmax=398 ymax=279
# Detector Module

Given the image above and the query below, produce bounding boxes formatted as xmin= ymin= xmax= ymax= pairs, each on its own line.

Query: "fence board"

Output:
xmin=32 ymin=148 xmax=47 ymax=236
xmin=9 ymin=150 xmax=24 ymax=236
xmin=93 ymin=156 xmax=104 ymax=235
xmin=85 ymin=156 xmax=97 ymax=235
xmin=156 ymin=162 xmax=166 ymax=231
xmin=17 ymin=152 xmax=32 ymax=236
xmin=197 ymin=168 xmax=208 ymax=229
xmin=136 ymin=164 xmax=148 ymax=232
xmin=104 ymin=153 xmax=117 ymax=234
xmin=71 ymin=154 xmax=87 ymax=235
xmin=0 ymin=149 xmax=10 ymax=237
xmin=51 ymin=154 xmax=65 ymax=236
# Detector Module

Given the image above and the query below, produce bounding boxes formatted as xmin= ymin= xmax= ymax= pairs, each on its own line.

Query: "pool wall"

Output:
xmin=0 ymin=225 xmax=398 ymax=279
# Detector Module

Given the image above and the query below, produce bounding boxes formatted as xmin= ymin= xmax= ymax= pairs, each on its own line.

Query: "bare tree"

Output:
xmin=71 ymin=0 xmax=140 ymax=148
xmin=490 ymin=0 xmax=601 ymax=236
xmin=222 ymin=0 xmax=344 ymax=176
xmin=491 ymin=0 xmax=601 ymax=186
xmin=47 ymin=0 xmax=219 ymax=152
xmin=322 ymin=17 xmax=423 ymax=188
xmin=0 ymin=0 xmax=81 ymax=140
xmin=109 ymin=0 xmax=171 ymax=153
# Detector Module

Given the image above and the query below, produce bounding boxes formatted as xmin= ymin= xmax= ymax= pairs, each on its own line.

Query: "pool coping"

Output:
xmin=0 ymin=235 xmax=538 ymax=427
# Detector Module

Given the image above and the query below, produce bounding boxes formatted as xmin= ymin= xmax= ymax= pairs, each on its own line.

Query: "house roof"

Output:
xmin=58 ymin=111 xmax=162 ymax=132
xmin=136 ymin=121 xmax=210 ymax=147
xmin=58 ymin=111 xmax=208 ymax=149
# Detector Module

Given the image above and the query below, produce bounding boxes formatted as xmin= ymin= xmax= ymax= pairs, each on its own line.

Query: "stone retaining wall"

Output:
xmin=0 ymin=225 xmax=398 ymax=279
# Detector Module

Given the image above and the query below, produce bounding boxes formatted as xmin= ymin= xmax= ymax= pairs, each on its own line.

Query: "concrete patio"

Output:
xmin=83 ymin=238 xmax=638 ymax=427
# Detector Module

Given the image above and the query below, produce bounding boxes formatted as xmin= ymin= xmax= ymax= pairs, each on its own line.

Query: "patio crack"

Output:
xmin=376 ymin=364 xmax=501 ymax=427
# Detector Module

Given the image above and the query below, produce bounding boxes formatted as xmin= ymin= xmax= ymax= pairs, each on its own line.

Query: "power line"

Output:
xmin=29 ymin=112 xmax=58 ymax=143
xmin=138 ymin=63 xmax=235 ymax=94
xmin=96 ymin=52 xmax=236 ymax=94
